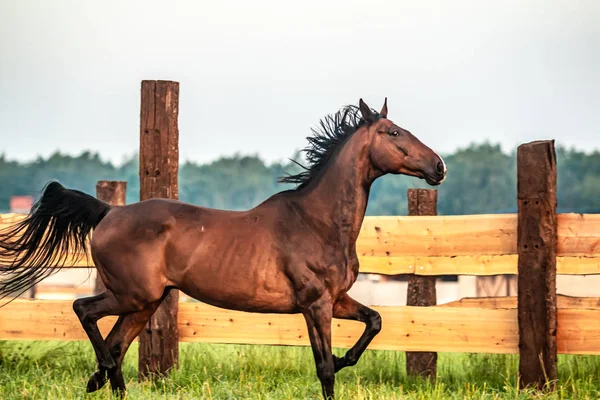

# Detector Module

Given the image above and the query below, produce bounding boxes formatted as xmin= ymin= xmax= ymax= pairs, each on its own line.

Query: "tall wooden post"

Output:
xmin=138 ymin=80 xmax=180 ymax=379
xmin=94 ymin=180 xmax=127 ymax=295
xmin=406 ymin=188 xmax=437 ymax=378
xmin=517 ymin=140 xmax=557 ymax=390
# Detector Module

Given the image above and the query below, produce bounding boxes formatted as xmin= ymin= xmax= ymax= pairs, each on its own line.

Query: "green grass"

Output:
xmin=1 ymin=341 xmax=600 ymax=399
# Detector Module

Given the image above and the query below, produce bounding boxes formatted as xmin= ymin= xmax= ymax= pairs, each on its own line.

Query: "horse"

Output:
xmin=0 ymin=98 xmax=446 ymax=399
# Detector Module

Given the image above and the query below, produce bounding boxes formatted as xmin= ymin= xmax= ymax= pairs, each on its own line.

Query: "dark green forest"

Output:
xmin=1 ymin=142 xmax=599 ymax=215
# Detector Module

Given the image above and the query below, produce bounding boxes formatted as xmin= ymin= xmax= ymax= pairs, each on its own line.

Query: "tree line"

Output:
xmin=1 ymin=142 xmax=598 ymax=215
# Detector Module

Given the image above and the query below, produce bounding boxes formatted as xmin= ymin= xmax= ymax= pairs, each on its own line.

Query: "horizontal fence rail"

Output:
xmin=2 ymin=297 xmax=600 ymax=355
xmin=2 ymin=213 xmax=599 ymax=275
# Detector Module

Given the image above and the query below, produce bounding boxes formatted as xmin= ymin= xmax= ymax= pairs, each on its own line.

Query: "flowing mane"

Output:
xmin=279 ymin=104 xmax=383 ymax=188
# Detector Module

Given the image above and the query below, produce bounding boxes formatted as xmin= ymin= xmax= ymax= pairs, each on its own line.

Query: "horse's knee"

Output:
xmin=369 ymin=311 xmax=382 ymax=334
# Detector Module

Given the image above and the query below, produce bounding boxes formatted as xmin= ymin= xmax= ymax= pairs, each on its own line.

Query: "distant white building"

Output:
xmin=9 ymin=195 xmax=33 ymax=214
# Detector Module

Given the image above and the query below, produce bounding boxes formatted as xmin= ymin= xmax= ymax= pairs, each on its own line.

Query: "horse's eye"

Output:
xmin=389 ymin=130 xmax=400 ymax=137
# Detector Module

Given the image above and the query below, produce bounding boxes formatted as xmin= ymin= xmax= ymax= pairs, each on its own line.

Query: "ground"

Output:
xmin=1 ymin=341 xmax=599 ymax=399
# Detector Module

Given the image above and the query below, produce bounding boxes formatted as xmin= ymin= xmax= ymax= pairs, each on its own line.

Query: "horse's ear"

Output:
xmin=359 ymin=98 xmax=373 ymax=122
xmin=380 ymin=97 xmax=388 ymax=118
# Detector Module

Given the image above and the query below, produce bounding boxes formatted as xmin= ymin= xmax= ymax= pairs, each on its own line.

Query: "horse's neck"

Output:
xmin=299 ymin=136 xmax=374 ymax=249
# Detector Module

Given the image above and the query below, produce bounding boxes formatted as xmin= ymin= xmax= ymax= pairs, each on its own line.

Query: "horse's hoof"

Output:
xmin=86 ymin=370 xmax=108 ymax=393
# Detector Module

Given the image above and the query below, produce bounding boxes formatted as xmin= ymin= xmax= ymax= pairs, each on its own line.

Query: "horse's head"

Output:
xmin=360 ymin=98 xmax=446 ymax=186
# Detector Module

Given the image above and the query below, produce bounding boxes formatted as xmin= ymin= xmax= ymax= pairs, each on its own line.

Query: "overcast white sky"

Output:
xmin=1 ymin=0 xmax=598 ymax=166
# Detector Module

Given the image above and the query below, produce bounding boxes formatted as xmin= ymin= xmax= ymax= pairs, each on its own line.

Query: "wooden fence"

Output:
xmin=3 ymin=293 xmax=600 ymax=354
xmin=1 ymin=211 xmax=598 ymax=275
xmin=1 ymin=194 xmax=599 ymax=384
xmin=0 ymin=79 xmax=598 ymax=391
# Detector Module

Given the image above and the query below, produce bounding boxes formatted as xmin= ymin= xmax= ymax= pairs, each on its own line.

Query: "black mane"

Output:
xmin=279 ymin=104 xmax=382 ymax=188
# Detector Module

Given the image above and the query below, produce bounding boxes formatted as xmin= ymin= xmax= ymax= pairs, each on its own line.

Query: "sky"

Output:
xmin=1 ymin=0 xmax=599 ymax=166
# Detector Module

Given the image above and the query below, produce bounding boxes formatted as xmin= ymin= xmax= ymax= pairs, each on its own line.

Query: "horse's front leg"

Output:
xmin=303 ymin=296 xmax=335 ymax=399
xmin=332 ymin=293 xmax=381 ymax=373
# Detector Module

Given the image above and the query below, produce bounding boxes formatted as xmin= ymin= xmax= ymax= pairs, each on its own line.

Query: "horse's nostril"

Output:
xmin=436 ymin=161 xmax=444 ymax=175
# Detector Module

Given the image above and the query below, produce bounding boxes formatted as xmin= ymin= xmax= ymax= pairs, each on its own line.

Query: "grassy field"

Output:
xmin=1 ymin=341 xmax=600 ymax=399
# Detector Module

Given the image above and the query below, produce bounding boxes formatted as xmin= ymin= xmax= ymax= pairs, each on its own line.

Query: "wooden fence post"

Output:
xmin=406 ymin=188 xmax=437 ymax=378
xmin=138 ymin=80 xmax=180 ymax=379
xmin=517 ymin=140 xmax=558 ymax=390
xmin=94 ymin=181 xmax=127 ymax=295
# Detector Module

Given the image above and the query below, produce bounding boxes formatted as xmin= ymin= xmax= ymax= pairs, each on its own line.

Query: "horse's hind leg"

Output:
xmin=84 ymin=309 xmax=150 ymax=393
xmin=73 ymin=290 xmax=158 ymax=394
xmin=72 ymin=292 xmax=122 ymax=374
xmin=85 ymin=314 xmax=126 ymax=393
xmin=89 ymin=295 xmax=166 ymax=393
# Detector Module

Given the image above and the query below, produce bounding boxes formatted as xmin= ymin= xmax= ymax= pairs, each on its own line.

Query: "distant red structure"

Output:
xmin=9 ymin=196 xmax=33 ymax=213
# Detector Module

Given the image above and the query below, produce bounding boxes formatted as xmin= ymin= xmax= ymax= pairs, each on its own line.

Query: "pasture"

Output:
xmin=2 ymin=341 xmax=600 ymax=400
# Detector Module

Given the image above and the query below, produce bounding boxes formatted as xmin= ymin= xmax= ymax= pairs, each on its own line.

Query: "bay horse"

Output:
xmin=0 ymin=98 xmax=446 ymax=399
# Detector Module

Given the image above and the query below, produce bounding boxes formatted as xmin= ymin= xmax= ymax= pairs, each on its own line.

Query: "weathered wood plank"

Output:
xmin=517 ymin=140 xmax=557 ymax=390
xmin=357 ymin=214 xmax=517 ymax=257
xmin=2 ymin=213 xmax=600 ymax=259
xmin=0 ymin=299 xmax=118 ymax=340
xmin=0 ymin=300 xmax=517 ymax=353
xmin=557 ymin=256 xmax=600 ymax=275
xmin=0 ymin=213 xmax=25 ymax=224
xmin=406 ymin=188 xmax=437 ymax=378
xmin=359 ymin=255 xmax=600 ymax=276
xmin=1 ymin=248 xmax=598 ymax=277
xmin=177 ymin=302 xmax=520 ymax=354
xmin=137 ymin=79 xmax=180 ymax=379
xmin=357 ymin=213 xmax=600 ymax=257
xmin=557 ymin=309 xmax=600 ymax=355
xmin=2 ymin=252 xmax=599 ymax=277
xmin=441 ymin=295 xmax=600 ymax=310
xmin=1 ymin=213 xmax=599 ymax=274
xmin=2 ymin=299 xmax=600 ymax=355
xmin=558 ymin=213 xmax=600 ymax=256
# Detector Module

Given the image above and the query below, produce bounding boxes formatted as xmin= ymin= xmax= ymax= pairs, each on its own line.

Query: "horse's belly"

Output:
xmin=177 ymin=263 xmax=298 ymax=314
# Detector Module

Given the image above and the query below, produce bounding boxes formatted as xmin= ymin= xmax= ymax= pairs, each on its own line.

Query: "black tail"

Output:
xmin=0 ymin=181 xmax=111 ymax=303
